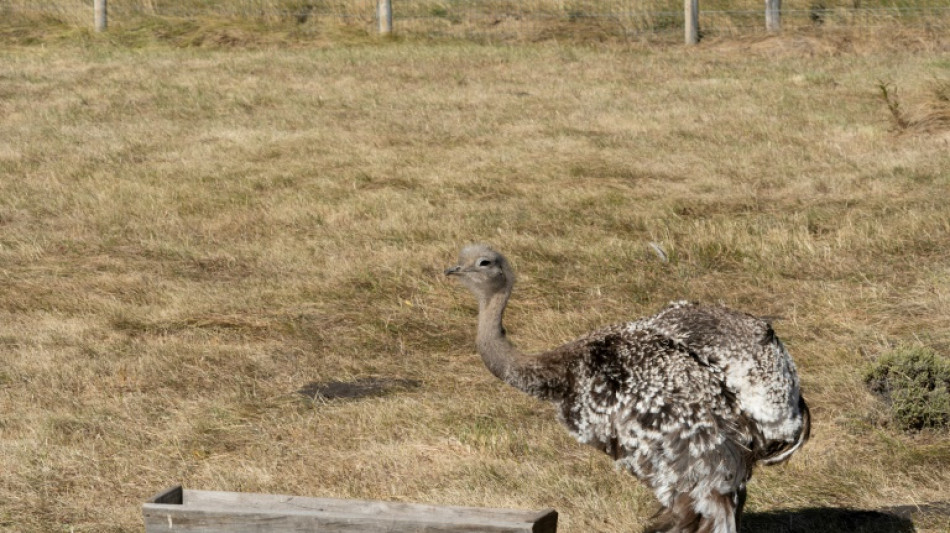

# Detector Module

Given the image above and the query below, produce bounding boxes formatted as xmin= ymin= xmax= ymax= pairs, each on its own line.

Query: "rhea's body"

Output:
xmin=446 ymin=245 xmax=809 ymax=533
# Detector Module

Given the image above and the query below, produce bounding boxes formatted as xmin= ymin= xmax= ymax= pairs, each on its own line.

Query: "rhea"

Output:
xmin=445 ymin=244 xmax=809 ymax=533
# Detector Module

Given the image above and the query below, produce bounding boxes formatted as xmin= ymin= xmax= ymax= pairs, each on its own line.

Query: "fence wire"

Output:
xmin=4 ymin=0 xmax=950 ymax=38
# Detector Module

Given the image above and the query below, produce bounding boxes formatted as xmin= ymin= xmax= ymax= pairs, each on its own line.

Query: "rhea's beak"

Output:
xmin=444 ymin=265 xmax=461 ymax=276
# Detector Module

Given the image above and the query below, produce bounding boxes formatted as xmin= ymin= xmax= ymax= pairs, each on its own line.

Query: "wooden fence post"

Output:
xmin=378 ymin=0 xmax=393 ymax=35
xmin=765 ymin=0 xmax=781 ymax=32
xmin=94 ymin=0 xmax=107 ymax=31
xmin=685 ymin=0 xmax=699 ymax=44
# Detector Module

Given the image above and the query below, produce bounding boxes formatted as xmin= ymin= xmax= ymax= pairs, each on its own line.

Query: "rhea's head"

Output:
xmin=444 ymin=244 xmax=515 ymax=300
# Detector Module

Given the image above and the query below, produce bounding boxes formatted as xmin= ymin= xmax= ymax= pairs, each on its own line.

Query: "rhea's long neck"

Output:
xmin=473 ymin=287 xmax=571 ymax=402
xmin=475 ymin=288 xmax=522 ymax=384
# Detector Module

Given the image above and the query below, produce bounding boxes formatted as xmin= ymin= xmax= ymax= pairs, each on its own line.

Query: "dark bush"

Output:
xmin=865 ymin=346 xmax=950 ymax=431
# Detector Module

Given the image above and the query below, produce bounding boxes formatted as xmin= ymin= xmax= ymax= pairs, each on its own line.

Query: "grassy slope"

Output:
xmin=1 ymin=26 xmax=949 ymax=532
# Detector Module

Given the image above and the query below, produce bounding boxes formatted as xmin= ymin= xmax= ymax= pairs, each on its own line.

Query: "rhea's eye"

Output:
xmin=477 ymin=259 xmax=493 ymax=267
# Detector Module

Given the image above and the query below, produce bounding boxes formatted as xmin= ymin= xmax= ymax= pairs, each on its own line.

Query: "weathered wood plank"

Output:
xmin=174 ymin=489 xmax=552 ymax=522
xmin=143 ymin=487 xmax=557 ymax=533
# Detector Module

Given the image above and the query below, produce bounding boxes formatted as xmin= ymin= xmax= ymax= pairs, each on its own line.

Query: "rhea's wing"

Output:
xmin=647 ymin=302 xmax=805 ymax=446
xmin=555 ymin=322 xmax=756 ymax=503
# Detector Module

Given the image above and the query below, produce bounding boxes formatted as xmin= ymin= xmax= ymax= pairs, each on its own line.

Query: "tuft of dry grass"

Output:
xmin=879 ymin=78 xmax=950 ymax=134
xmin=1 ymin=23 xmax=950 ymax=533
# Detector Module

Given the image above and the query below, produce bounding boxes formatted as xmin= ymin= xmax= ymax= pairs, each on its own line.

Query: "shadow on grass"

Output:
xmin=742 ymin=502 xmax=950 ymax=532
xmin=297 ymin=377 xmax=421 ymax=401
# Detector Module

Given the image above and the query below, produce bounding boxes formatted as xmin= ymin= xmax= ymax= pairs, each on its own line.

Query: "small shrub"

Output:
xmin=877 ymin=79 xmax=950 ymax=134
xmin=864 ymin=346 xmax=950 ymax=431
xmin=877 ymin=81 xmax=910 ymax=131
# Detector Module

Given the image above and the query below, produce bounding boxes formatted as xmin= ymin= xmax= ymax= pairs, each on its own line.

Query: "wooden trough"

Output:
xmin=143 ymin=485 xmax=558 ymax=532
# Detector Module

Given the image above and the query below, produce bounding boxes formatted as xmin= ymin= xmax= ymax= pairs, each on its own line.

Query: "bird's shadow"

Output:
xmin=741 ymin=502 xmax=950 ymax=533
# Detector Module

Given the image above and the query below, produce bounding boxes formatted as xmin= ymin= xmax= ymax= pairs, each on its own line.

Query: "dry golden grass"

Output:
xmin=1 ymin=22 xmax=950 ymax=533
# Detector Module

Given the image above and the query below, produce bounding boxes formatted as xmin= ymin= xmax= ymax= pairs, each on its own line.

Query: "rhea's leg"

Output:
xmin=733 ymin=485 xmax=747 ymax=532
xmin=695 ymin=490 xmax=738 ymax=533
xmin=644 ymin=494 xmax=700 ymax=533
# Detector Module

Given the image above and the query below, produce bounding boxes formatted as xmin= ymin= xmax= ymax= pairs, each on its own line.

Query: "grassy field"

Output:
xmin=1 ymin=21 xmax=950 ymax=533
